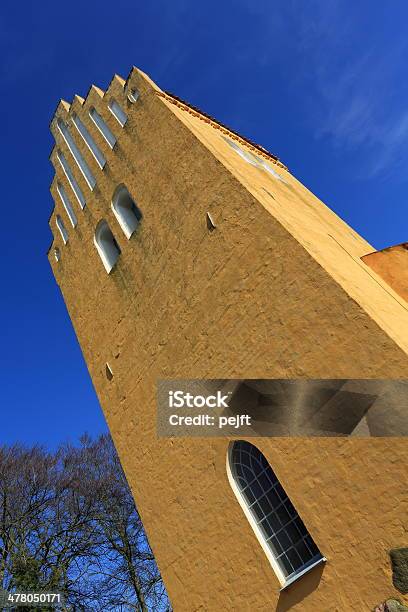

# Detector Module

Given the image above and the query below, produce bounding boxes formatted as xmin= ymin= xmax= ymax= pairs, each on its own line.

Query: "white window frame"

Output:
xmin=57 ymin=151 xmax=86 ymax=209
xmin=89 ymin=107 xmax=117 ymax=149
xmin=94 ymin=220 xmax=121 ymax=273
xmin=57 ymin=119 xmax=96 ymax=190
xmin=253 ymin=154 xmax=285 ymax=182
xmin=223 ymin=136 xmax=286 ymax=181
xmin=223 ymin=136 xmax=260 ymax=166
xmin=108 ymin=99 xmax=127 ymax=127
xmin=56 ymin=182 xmax=77 ymax=228
xmin=111 ymin=185 xmax=142 ymax=239
xmin=227 ymin=442 xmax=325 ymax=589
xmin=72 ymin=113 xmax=106 ymax=169
xmin=55 ymin=215 xmax=69 ymax=245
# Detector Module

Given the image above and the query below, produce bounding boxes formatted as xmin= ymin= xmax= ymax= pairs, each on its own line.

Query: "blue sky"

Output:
xmin=1 ymin=0 xmax=407 ymax=449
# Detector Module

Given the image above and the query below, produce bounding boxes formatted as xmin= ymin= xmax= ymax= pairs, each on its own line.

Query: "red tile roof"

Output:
xmin=158 ymin=90 xmax=287 ymax=170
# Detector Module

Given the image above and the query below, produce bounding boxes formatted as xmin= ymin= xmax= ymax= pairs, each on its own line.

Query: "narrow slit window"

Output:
xmin=56 ymin=182 xmax=77 ymax=228
xmin=89 ymin=107 xmax=117 ymax=148
xmin=56 ymin=215 xmax=69 ymax=245
xmin=54 ymin=247 xmax=61 ymax=262
xmin=94 ymin=220 xmax=121 ymax=273
xmin=223 ymin=136 xmax=260 ymax=167
xmin=72 ymin=113 xmax=106 ymax=169
xmin=253 ymin=154 xmax=285 ymax=182
xmin=228 ymin=441 xmax=325 ymax=588
xmin=108 ymin=99 xmax=127 ymax=127
xmin=206 ymin=212 xmax=216 ymax=231
xmin=57 ymin=151 xmax=86 ymax=209
xmin=111 ymin=185 xmax=142 ymax=239
xmin=105 ymin=363 xmax=113 ymax=381
xmin=57 ymin=119 xmax=96 ymax=189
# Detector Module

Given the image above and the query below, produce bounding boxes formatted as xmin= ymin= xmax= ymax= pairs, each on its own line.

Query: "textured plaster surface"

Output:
xmin=48 ymin=68 xmax=408 ymax=611
xmin=362 ymin=244 xmax=408 ymax=303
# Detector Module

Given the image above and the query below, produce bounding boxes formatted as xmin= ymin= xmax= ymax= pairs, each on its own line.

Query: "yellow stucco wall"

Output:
xmin=362 ymin=243 xmax=408 ymax=303
xmin=48 ymin=67 xmax=408 ymax=611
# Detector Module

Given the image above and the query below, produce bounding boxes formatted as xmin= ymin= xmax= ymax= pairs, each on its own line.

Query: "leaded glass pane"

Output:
xmin=230 ymin=441 xmax=323 ymax=581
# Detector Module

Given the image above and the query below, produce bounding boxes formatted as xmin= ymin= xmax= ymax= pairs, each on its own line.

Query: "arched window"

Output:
xmin=227 ymin=441 xmax=325 ymax=588
xmin=94 ymin=220 xmax=121 ymax=273
xmin=111 ymin=185 xmax=142 ymax=239
xmin=55 ymin=215 xmax=68 ymax=245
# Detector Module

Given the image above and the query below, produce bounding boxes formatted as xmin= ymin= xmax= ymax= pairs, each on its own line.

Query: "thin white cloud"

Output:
xmin=290 ymin=0 xmax=408 ymax=178
xmin=237 ymin=0 xmax=408 ymax=179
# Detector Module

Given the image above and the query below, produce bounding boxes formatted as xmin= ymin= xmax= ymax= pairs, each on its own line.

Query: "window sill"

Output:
xmin=279 ymin=556 xmax=327 ymax=591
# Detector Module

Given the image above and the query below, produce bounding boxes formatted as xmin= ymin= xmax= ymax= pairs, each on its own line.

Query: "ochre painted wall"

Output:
xmin=362 ymin=243 xmax=408 ymax=303
xmin=48 ymin=68 xmax=408 ymax=611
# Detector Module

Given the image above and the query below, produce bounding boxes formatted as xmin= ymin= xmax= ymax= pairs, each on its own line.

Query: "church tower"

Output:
xmin=48 ymin=66 xmax=408 ymax=610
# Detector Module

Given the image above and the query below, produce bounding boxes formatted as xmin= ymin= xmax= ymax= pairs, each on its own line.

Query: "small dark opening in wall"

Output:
xmin=105 ymin=363 xmax=113 ymax=381
xmin=206 ymin=212 xmax=216 ymax=231
xmin=262 ymin=187 xmax=275 ymax=200
xmin=127 ymin=88 xmax=140 ymax=103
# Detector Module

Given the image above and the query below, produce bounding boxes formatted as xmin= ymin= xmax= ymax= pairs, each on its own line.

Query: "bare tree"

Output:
xmin=0 ymin=435 xmax=171 ymax=611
